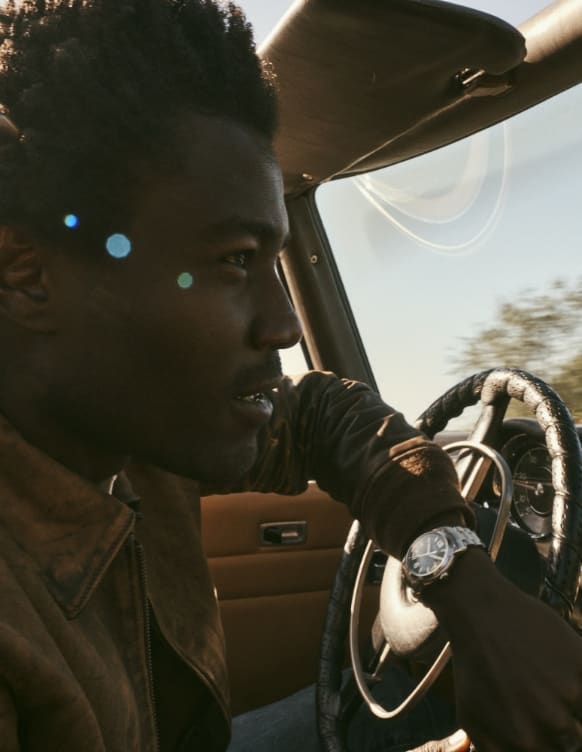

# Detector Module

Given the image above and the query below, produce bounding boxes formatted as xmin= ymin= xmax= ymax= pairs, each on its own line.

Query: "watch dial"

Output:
xmin=408 ymin=532 xmax=449 ymax=577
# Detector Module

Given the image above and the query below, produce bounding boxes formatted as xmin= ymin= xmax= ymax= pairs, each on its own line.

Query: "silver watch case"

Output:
xmin=403 ymin=526 xmax=485 ymax=594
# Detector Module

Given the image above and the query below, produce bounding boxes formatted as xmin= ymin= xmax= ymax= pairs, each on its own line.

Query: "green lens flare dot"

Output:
xmin=177 ymin=272 xmax=194 ymax=290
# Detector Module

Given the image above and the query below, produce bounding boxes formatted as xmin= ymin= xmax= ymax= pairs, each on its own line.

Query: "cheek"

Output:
xmin=133 ymin=287 xmax=251 ymax=379
xmin=62 ymin=268 xmax=252 ymax=394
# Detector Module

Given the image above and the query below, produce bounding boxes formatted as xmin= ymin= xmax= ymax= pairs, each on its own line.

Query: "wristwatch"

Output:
xmin=402 ymin=526 xmax=486 ymax=595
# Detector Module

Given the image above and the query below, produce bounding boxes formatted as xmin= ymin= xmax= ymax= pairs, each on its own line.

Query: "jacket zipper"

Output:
xmin=132 ymin=534 xmax=160 ymax=752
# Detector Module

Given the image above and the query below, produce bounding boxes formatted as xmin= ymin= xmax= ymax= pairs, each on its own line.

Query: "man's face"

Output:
xmin=45 ymin=114 xmax=302 ymax=482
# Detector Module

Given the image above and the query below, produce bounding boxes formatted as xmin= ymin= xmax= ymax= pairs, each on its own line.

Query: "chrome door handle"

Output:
xmin=260 ymin=521 xmax=307 ymax=546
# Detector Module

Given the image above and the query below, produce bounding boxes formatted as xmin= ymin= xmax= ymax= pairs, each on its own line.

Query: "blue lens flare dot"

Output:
xmin=106 ymin=233 xmax=132 ymax=259
xmin=177 ymin=272 xmax=194 ymax=290
xmin=64 ymin=214 xmax=79 ymax=229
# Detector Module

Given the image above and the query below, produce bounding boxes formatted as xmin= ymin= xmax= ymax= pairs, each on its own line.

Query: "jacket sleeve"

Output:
xmin=204 ymin=371 xmax=473 ymax=558
xmin=0 ymin=685 xmax=19 ymax=752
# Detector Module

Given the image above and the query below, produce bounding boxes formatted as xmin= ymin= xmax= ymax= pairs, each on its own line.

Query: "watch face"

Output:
xmin=406 ymin=531 xmax=450 ymax=578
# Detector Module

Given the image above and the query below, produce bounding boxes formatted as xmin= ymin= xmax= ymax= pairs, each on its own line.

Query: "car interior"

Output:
xmin=200 ymin=0 xmax=582 ymax=741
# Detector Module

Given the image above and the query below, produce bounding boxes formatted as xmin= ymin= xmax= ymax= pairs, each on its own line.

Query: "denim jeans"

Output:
xmin=228 ymin=665 xmax=456 ymax=752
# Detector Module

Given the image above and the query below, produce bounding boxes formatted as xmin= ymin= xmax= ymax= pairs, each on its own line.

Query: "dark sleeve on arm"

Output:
xmin=207 ymin=371 xmax=473 ymax=558
xmin=0 ymin=685 xmax=19 ymax=752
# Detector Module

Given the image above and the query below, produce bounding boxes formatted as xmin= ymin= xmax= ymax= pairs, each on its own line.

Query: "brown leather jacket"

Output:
xmin=0 ymin=372 xmax=468 ymax=751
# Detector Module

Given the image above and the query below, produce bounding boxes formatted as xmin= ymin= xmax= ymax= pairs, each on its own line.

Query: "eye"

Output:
xmin=222 ymin=250 xmax=254 ymax=270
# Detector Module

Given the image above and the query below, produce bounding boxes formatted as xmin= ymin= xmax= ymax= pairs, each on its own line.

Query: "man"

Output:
xmin=0 ymin=1 xmax=579 ymax=750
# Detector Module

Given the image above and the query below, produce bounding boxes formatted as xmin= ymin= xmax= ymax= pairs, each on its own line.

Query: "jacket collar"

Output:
xmin=0 ymin=414 xmax=135 ymax=618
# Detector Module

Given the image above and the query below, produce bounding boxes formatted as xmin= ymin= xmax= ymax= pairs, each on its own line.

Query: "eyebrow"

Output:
xmin=200 ymin=216 xmax=291 ymax=248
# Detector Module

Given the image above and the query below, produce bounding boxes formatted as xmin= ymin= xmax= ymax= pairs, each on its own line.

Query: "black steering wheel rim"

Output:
xmin=316 ymin=368 xmax=582 ymax=752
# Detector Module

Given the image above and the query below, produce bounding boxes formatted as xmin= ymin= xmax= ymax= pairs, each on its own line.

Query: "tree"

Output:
xmin=452 ymin=277 xmax=582 ymax=422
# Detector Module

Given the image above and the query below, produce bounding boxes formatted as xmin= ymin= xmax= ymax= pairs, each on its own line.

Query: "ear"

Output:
xmin=0 ymin=226 xmax=54 ymax=332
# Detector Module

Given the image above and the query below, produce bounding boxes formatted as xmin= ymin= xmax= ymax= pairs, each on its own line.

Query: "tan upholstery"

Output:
xmin=201 ymin=485 xmax=378 ymax=713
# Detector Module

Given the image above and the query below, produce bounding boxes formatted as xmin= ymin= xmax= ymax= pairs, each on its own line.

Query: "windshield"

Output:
xmin=316 ymin=84 xmax=582 ymax=427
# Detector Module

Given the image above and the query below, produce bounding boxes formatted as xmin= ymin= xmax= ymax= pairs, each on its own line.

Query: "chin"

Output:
xmin=161 ymin=435 xmax=260 ymax=488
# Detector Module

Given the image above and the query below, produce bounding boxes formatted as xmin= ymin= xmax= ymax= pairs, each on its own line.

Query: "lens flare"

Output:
xmin=64 ymin=214 xmax=79 ymax=229
xmin=106 ymin=234 xmax=132 ymax=259
xmin=177 ymin=272 xmax=194 ymax=289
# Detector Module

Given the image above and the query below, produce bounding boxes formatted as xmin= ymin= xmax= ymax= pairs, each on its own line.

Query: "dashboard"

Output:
xmin=496 ymin=420 xmax=560 ymax=540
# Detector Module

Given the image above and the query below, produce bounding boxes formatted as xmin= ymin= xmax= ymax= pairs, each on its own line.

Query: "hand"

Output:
xmin=406 ymin=729 xmax=471 ymax=752
xmin=423 ymin=550 xmax=582 ymax=751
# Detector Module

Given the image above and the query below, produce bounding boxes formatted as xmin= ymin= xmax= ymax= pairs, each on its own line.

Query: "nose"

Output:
xmin=250 ymin=272 xmax=303 ymax=351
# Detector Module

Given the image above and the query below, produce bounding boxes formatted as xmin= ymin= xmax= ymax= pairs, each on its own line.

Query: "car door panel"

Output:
xmin=201 ymin=484 xmax=378 ymax=713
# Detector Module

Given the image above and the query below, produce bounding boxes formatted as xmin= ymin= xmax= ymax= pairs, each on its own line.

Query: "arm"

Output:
xmin=0 ymin=685 xmax=19 ymax=752
xmin=209 ymin=370 xmax=582 ymax=749
xmin=423 ymin=548 xmax=582 ymax=748
xmin=207 ymin=370 xmax=471 ymax=557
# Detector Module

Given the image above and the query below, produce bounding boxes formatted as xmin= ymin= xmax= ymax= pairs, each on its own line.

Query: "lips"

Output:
xmin=234 ymin=393 xmax=269 ymax=404
xmin=233 ymin=377 xmax=282 ymax=403
xmin=232 ymin=377 xmax=281 ymax=426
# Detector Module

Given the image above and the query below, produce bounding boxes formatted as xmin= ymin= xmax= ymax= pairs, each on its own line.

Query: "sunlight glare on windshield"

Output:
xmin=317 ymin=84 xmax=582 ymax=427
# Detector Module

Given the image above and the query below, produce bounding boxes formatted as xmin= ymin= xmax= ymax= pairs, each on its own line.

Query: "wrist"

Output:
xmin=420 ymin=547 xmax=506 ymax=626
xmin=403 ymin=509 xmax=469 ymax=553
xmin=402 ymin=525 xmax=485 ymax=597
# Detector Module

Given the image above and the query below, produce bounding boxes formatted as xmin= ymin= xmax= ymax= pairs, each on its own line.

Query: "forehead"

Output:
xmin=130 ymin=114 xmax=288 ymax=250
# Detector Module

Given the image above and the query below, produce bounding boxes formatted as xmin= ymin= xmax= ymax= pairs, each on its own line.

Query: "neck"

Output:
xmin=0 ymin=394 xmax=129 ymax=483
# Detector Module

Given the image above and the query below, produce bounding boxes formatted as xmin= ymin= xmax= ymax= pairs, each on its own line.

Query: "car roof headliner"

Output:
xmin=260 ymin=0 xmax=582 ymax=196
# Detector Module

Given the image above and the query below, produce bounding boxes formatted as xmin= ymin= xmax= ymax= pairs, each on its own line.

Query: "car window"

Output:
xmin=281 ymin=342 xmax=308 ymax=376
xmin=316 ymin=84 xmax=582 ymax=428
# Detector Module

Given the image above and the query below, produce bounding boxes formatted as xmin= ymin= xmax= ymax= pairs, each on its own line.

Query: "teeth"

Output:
xmin=236 ymin=393 xmax=265 ymax=403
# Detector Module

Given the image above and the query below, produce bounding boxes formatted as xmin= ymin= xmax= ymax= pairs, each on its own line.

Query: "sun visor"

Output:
xmin=261 ymin=0 xmax=526 ymax=195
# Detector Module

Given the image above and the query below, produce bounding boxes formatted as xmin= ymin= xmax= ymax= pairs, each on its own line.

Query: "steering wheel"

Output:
xmin=316 ymin=368 xmax=582 ymax=752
